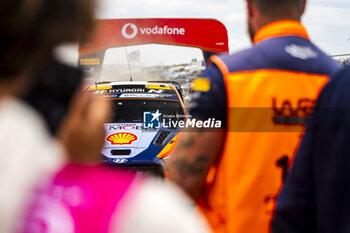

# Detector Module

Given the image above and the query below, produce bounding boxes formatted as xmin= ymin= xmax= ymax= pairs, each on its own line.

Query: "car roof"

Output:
xmin=85 ymin=81 xmax=185 ymax=102
xmin=86 ymin=81 xmax=173 ymax=91
xmin=86 ymin=81 xmax=186 ymax=114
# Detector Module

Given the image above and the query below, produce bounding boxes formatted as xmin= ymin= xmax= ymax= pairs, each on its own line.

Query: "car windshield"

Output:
xmin=109 ymin=99 xmax=185 ymax=123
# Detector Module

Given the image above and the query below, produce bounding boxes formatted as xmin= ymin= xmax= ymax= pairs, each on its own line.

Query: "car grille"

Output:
xmin=154 ymin=131 xmax=172 ymax=146
xmin=104 ymin=163 xmax=165 ymax=178
xmin=111 ymin=149 xmax=131 ymax=156
xmin=126 ymin=165 xmax=165 ymax=178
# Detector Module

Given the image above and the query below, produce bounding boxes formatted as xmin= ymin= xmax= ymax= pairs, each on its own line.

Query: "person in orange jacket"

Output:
xmin=165 ymin=0 xmax=341 ymax=233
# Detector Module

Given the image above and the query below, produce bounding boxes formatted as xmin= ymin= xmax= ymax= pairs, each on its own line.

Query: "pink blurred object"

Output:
xmin=18 ymin=164 xmax=141 ymax=233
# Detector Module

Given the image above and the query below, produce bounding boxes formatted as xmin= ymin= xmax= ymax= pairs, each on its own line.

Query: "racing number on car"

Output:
xmin=276 ymin=155 xmax=290 ymax=183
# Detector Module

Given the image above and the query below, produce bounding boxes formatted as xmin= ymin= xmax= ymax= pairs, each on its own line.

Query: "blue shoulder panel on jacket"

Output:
xmin=219 ymin=36 xmax=341 ymax=78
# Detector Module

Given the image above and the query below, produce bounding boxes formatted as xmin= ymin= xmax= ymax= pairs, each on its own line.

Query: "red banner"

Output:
xmin=79 ymin=18 xmax=229 ymax=55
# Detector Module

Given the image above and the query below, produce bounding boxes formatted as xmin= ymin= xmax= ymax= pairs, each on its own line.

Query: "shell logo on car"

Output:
xmin=107 ymin=133 xmax=138 ymax=145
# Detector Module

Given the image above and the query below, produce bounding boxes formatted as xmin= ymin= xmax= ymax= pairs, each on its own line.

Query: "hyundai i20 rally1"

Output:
xmin=87 ymin=81 xmax=186 ymax=177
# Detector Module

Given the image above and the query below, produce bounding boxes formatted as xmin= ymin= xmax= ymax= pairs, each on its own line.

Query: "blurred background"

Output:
xmin=54 ymin=0 xmax=350 ymax=105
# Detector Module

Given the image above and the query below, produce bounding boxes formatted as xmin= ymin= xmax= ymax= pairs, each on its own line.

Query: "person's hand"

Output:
xmin=58 ymin=92 xmax=110 ymax=164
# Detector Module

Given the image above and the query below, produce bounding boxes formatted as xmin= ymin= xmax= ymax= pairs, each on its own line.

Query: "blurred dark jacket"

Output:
xmin=21 ymin=57 xmax=83 ymax=135
xmin=272 ymin=66 xmax=350 ymax=233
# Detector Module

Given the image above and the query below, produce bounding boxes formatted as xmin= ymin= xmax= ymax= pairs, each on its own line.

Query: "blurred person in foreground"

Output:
xmin=271 ymin=66 xmax=350 ymax=233
xmin=166 ymin=0 xmax=341 ymax=232
xmin=19 ymin=131 xmax=211 ymax=233
xmin=0 ymin=0 xmax=95 ymax=232
xmin=18 ymin=84 xmax=210 ymax=233
xmin=0 ymin=1 xmax=211 ymax=233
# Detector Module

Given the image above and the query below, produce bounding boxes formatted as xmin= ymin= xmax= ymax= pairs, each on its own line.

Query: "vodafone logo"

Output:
xmin=121 ymin=23 xmax=186 ymax=39
xmin=122 ymin=23 xmax=138 ymax=39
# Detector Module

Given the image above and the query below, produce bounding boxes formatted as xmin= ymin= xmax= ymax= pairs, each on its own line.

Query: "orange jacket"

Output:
xmin=197 ymin=21 xmax=341 ymax=233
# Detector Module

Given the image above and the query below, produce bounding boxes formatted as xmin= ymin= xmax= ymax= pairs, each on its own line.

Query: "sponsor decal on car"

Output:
xmin=94 ymin=89 xmax=145 ymax=94
xmin=148 ymin=89 xmax=164 ymax=94
xmin=120 ymin=94 xmax=159 ymax=98
xmin=93 ymin=89 xmax=166 ymax=95
xmin=107 ymin=133 xmax=138 ymax=145
xmin=107 ymin=124 xmax=141 ymax=131
xmin=113 ymin=158 xmax=128 ymax=164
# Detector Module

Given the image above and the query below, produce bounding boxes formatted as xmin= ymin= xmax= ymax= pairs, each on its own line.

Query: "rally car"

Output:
xmin=86 ymin=81 xmax=186 ymax=177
